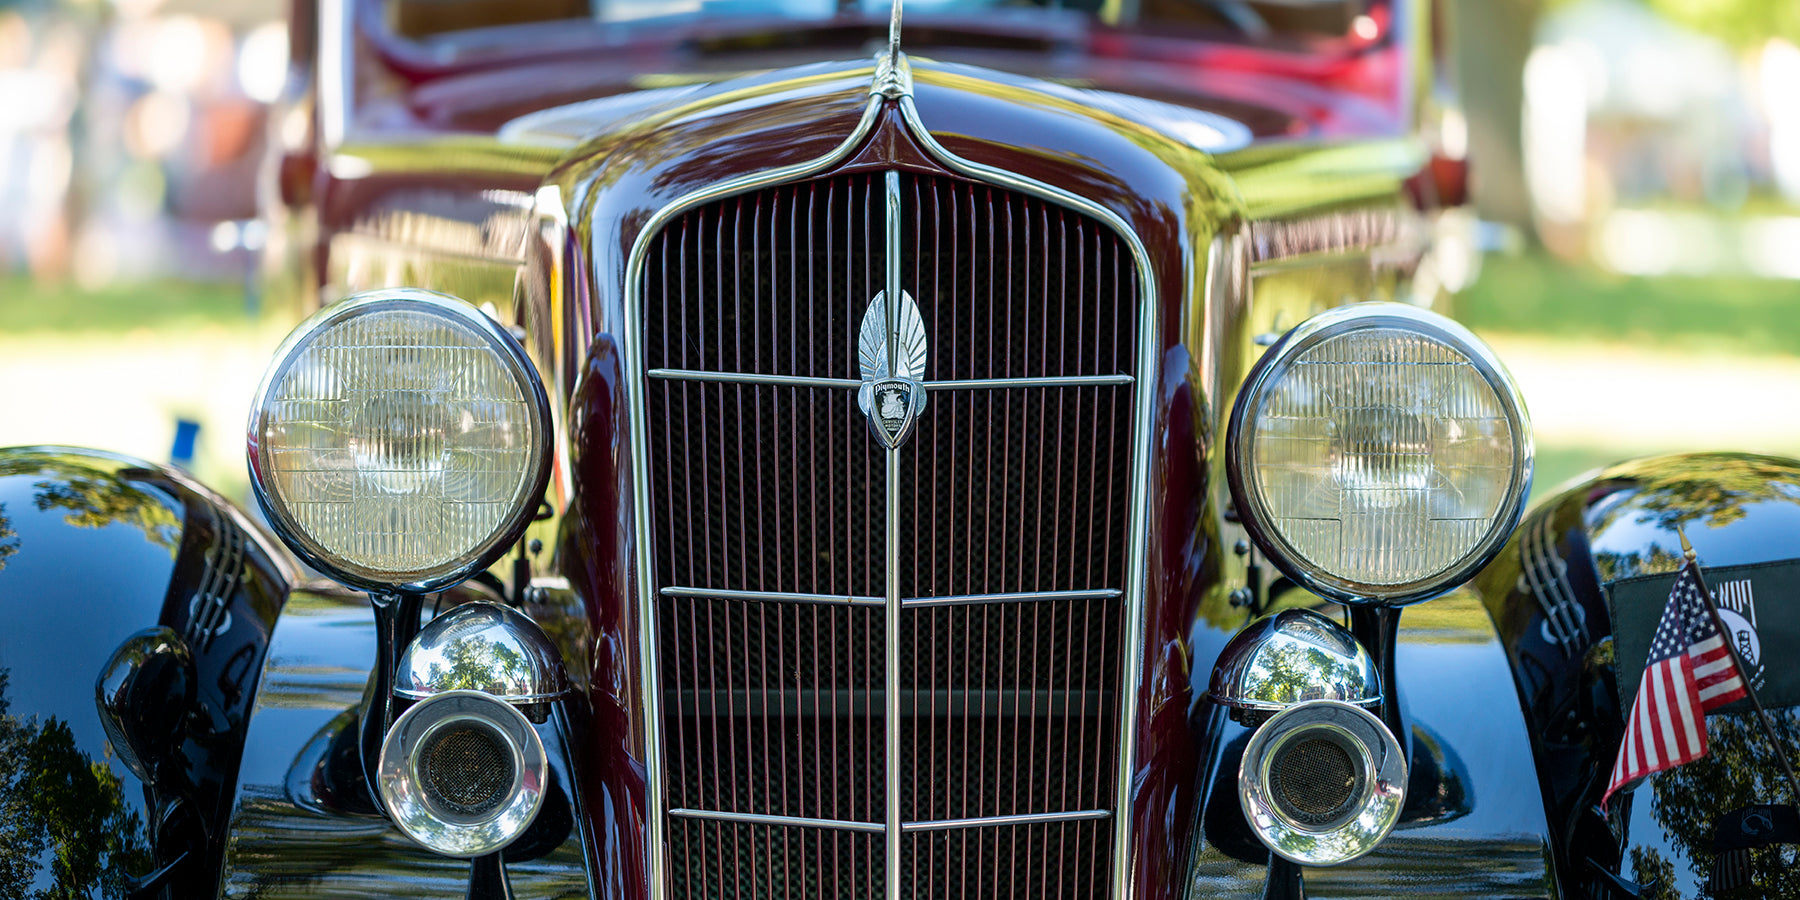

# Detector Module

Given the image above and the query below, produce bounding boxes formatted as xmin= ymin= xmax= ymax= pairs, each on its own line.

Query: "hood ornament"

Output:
xmin=858 ymin=289 xmax=927 ymax=449
xmin=872 ymin=0 xmax=910 ymax=99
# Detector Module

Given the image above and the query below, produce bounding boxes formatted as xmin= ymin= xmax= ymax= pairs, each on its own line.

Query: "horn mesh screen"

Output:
xmin=1270 ymin=735 xmax=1361 ymax=826
xmin=421 ymin=723 xmax=513 ymax=816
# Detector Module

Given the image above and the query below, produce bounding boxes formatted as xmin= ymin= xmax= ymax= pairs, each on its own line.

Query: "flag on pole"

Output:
xmin=1603 ymin=560 xmax=1748 ymax=810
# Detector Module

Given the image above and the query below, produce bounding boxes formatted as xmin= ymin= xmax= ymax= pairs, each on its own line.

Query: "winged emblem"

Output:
xmin=857 ymin=290 xmax=928 ymax=449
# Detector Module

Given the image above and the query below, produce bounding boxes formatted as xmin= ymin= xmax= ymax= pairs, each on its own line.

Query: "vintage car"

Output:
xmin=5 ymin=0 xmax=1799 ymax=897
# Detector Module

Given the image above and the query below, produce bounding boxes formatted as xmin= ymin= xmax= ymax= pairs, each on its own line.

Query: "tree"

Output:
xmin=1646 ymin=710 xmax=1800 ymax=897
xmin=0 ymin=670 xmax=152 ymax=900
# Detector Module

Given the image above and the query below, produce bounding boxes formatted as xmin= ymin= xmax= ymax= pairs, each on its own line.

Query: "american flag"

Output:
xmin=1602 ymin=561 xmax=1748 ymax=810
xmin=1707 ymin=847 xmax=1753 ymax=894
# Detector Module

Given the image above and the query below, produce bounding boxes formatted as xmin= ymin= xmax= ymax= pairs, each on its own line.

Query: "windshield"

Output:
xmin=388 ymin=0 xmax=1374 ymax=45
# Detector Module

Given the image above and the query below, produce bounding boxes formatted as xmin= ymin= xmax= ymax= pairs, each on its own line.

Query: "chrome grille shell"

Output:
xmin=619 ymin=90 xmax=1158 ymax=900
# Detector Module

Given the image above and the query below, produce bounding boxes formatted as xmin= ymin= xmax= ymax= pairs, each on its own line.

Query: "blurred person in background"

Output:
xmin=0 ymin=6 xmax=81 ymax=278
xmin=78 ymin=1 xmax=278 ymax=288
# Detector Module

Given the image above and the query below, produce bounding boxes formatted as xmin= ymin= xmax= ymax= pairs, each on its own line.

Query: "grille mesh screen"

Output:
xmin=642 ymin=170 xmax=1137 ymax=899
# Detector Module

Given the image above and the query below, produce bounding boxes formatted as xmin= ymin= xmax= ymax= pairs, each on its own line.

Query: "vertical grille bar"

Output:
xmin=882 ymin=169 xmax=905 ymax=900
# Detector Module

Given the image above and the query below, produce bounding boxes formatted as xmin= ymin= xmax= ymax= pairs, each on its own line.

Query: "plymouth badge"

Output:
xmin=857 ymin=289 xmax=928 ymax=449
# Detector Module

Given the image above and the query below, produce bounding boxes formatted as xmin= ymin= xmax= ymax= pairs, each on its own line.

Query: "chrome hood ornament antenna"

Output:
xmin=872 ymin=0 xmax=910 ymax=99
xmin=858 ymin=289 xmax=928 ymax=449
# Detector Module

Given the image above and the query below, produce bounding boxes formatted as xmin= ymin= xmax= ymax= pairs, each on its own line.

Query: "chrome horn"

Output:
xmin=1210 ymin=609 xmax=1406 ymax=866
xmin=377 ymin=601 xmax=571 ymax=857
xmin=394 ymin=601 xmax=570 ymax=722
xmin=1208 ymin=608 xmax=1382 ymax=724
xmin=1238 ymin=700 xmax=1405 ymax=865
xmin=377 ymin=689 xmax=547 ymax=857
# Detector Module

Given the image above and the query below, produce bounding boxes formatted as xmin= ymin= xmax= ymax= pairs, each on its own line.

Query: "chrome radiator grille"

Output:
xmin=639 ymin=169 xmax=1139 ymax=899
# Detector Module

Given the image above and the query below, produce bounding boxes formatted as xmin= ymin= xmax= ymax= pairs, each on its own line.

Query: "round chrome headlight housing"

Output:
xmin=1227 ymin=303 xmax=1531 ymax=605
xmin=248 ymin=289 xmax=551 ymax=592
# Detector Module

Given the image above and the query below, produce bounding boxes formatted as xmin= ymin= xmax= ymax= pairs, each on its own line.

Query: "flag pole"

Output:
xmin=1678 ymin=526 xmax=1800 ymax=803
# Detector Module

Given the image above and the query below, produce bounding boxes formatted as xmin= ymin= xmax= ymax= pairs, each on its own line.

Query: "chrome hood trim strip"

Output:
xmin=617 ymin=67 xmax=1157 ymax=899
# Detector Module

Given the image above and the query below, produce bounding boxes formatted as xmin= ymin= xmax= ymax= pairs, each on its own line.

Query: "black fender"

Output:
xmin=1184 ymin=589 xmax=1561 ymax=897
xmin=215 ymin=583 xmax=597 ymax=898
xmin=0 ymin=446 xmax=292 ymax=898
xmin=1471 ymin=452 xmax=1800 ymax=899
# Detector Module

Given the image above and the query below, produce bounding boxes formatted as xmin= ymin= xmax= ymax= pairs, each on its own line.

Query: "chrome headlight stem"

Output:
xmin=361 ymin=589 xmax=425 ymax=815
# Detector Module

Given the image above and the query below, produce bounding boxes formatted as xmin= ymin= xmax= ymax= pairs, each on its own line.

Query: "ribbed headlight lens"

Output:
xmin=1228 ymin=303 xmax=1531 ymax=605
xmin=248 ymin=289 xmax=550 ymax=592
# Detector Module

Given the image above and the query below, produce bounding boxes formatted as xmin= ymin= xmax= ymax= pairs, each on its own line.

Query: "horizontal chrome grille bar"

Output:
xmin=669 ymin=808 xmax=885 ymax=833
xmin=662 ymin=586 xmax=1120 ymax=609
xmin=647 ymin=369 xmax=860 ymax=389
xmin=922 ymin=376 xmax=1133 ymax=390
xmin=900 ymin=589 xmax=1121 ymax=609
xmin=669 ymin=688 xmax=1112 ymax=717
xmin=648 ymin=368 xmax=1131 ymax=390
xmin=901 ymin=810 xmax=1112 ymax=833
xmin=660 ymin=586 xmax=885 ymax=607
xmin=667 ymin=807 xmax=1111 ymax=835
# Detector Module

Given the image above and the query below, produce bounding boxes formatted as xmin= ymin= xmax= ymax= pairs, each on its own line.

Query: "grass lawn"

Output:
xmin=1456 ymin=253 xmax=1800 ymax=356
xmin=0 ymin=278 xmax=282 ymax=503
xmin=0 ymin=276 xmax=257 ymax=334
xmin=1459 ymin=254 xmax=1800 ymax=501
xmin=1531 ymin=445 xmax=1640 ymax=501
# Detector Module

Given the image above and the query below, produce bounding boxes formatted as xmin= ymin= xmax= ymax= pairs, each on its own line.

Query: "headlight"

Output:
xmin=1227 ymin=302 xmax=1531 ymax=605
xmin=248 ymin=289 xmax=551 ymax=592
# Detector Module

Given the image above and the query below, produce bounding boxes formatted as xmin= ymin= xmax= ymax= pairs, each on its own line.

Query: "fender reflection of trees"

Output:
xmin=1596 ymin=456 xmax=1800 ymax=533
xmin=1638 ymin=710 xmax=1800 ymax=899
xmin=1590 ymin=456 xmax=1800 ymax=582
xmin=0 ymin=670 xmax=151 ymax=900
xmin=0 ymin=502 xmax=18 ymax=572
xmin=0 ymin=457 xmax=180 ymax=555
xmin=1628 ymin=845 xmax=1678 ymax=900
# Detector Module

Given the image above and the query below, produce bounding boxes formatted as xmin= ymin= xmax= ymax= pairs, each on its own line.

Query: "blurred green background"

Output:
xmin=7 ymin=251 xmax=1800 ymax=508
